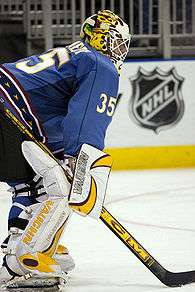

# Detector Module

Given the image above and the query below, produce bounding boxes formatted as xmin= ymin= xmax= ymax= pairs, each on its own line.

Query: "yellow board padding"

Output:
xmin=105 ymin=145 xmax=195 ymax=170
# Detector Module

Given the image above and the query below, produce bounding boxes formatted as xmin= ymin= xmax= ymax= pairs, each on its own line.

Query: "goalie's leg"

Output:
xmin=0 ymin=178 xmax=74 ymax=288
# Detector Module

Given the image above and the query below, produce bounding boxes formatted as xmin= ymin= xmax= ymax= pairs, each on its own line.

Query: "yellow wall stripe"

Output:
xmin=105 ymin=145 xmax=195 ymax=170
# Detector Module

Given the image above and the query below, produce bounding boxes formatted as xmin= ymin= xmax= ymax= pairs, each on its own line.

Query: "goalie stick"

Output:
xmin=0 ymin=98 xmax=195 ymax=288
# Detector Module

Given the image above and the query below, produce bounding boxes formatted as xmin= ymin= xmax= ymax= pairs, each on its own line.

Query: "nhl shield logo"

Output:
xmin=129 ymin=67 xmax=184 ymax=133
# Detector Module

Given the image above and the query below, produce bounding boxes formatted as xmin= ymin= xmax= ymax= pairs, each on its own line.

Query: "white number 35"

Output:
xmin=96 ymin=94 xmax=117 ymax=117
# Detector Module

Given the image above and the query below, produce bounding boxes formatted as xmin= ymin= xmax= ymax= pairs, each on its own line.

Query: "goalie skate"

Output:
xmin=0 ymin=244 xmax=74 ymax=290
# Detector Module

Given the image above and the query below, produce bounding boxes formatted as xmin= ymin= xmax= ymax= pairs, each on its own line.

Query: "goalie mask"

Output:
xmin=80 ymin=10 xmax=131 ymax=71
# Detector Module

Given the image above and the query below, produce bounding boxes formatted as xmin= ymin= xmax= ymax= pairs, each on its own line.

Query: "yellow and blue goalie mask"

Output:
xmin=80 ymin=10 xmax=131 ymax=69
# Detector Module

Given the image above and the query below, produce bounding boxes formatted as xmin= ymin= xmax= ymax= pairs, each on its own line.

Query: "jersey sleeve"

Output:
xmin=61 ymin=52 xmax=119 ymax=156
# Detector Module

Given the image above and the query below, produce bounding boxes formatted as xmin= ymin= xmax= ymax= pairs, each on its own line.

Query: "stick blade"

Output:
xmin=164 ymin=270 xmax=195 ymax=287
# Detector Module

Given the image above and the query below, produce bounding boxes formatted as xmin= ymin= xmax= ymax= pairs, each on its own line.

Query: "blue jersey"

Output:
xmin=3 ymin=41 xmax=119 ymax=156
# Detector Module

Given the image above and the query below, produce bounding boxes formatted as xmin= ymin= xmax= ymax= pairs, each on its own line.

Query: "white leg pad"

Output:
xmin=8 ymin=198 xmax=71 ymax=279
xmin=12 ymin=141 xmax=73 ymax=278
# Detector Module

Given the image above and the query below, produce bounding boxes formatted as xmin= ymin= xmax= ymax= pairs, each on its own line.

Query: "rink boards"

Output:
xmin=105 ymin=59 xmax=195 ymax=170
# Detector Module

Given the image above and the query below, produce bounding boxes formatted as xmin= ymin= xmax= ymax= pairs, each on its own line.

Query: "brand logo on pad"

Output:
xmin=129 ymin=67 xmax=184 ymax=133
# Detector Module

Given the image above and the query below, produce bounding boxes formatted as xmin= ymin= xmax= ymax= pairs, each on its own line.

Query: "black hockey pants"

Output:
xmin=0 ymin=111 xmax=35 ymax=183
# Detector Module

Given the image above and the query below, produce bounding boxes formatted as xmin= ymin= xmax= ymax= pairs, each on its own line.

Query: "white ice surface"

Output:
xmin=0 ymin=168 xmax=195 ymax=292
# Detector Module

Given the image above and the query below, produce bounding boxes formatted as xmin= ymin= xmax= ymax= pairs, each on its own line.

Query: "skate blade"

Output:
xmin=4 ymin=275 xmax=65 ymax=291
xmin=6 ymin=287 xmax=60 ymax=292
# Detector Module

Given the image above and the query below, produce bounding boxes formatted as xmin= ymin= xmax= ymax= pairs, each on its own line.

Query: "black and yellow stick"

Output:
xmin=1 ymin=102 xmax=195 ymax=288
